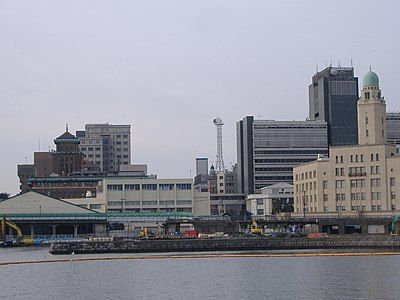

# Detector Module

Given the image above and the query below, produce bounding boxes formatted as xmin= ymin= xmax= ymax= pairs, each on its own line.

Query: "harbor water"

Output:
xmin=1 ymin=247 xmax=400 ymax=299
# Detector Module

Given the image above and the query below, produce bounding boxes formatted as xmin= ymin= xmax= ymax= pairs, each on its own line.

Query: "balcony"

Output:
xmin=348 ymin=172 xmax=367 ymax=177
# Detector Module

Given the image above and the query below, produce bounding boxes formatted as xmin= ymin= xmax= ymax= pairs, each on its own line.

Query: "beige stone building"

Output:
xmin=65 ymin=177 xmax=210 ymax=216
xmin=293 ymin=70 xmax=400 ymax=216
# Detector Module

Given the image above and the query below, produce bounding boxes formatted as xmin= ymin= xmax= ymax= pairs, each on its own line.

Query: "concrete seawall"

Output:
xmin=49 ymin=236 xmax=400 ymax=255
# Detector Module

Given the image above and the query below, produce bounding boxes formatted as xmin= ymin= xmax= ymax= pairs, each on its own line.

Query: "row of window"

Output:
xmin=254 ymin=150 xmax=327 ymax=155
xmin=107 ymin=183 xmax=192 ymax=191
xmin=296 ymin=170 xmax=317 ymax=181
xmin=108 ymin=200 xmax=192 ymax=206
xmin=335 ymin=153 xmax=380 ymax=164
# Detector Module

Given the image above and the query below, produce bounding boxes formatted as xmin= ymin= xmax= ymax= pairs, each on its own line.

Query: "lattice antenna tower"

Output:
xmin=213 ymin=117 xmax=225 ymax=172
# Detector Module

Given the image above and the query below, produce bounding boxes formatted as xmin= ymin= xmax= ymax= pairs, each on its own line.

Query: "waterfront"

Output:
xmin=1 ymin=248 xmax=400 ymax=299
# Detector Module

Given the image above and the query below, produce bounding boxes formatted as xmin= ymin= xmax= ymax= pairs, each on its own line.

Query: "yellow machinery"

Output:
xmin=1 ymin=219 xmax=22 ymax=237
xmin=139 ymin=227 xmax=148 ymax=238
xmin=1 ymin=218 xmax=34 ymax=245
xmin=250 ymin=221 xmax=262 ymax=234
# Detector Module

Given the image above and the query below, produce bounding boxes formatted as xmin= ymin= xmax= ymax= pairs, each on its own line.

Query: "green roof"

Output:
xmin=363 ymin=70 xmax=379 ymax=88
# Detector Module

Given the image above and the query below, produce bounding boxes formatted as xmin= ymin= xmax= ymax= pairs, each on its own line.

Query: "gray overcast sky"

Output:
xmin=1 ymin=1 xmax=399 ymax=195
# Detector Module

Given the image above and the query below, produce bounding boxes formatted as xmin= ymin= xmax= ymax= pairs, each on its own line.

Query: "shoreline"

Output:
xmin=2 ymin=250 xmax=400 ymax=266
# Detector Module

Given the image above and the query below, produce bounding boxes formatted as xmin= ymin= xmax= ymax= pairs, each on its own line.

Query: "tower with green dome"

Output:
xmin=357 ymin=68 xmax=386 ymax=145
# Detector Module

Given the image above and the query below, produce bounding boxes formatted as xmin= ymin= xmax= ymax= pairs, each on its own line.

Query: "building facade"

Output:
xmin=99 ymin=177 xmax=210 ymax=216
xmin=17 ymin=128 xmax=84 ymax=193
xmin=387 ymin=112 xmax=400 ymax=153
xmin=76 ymin=124 xmax=131 ymax=173
xmin=294 ymin=70 xmax=400 ymax=216
xmin=237 ymin=116 xmax=328 ymax=195
xmin=309 ymin=66 xmax=359 ymax=146
xmin=247 ymin=183 xmax=293 ymax=217
xmin=195 ymin=157 xmax=208 ymax=176
xmin=17 ymin=164 xmax=34 ymax=193
xmin=52 ymin=131 xmax=83 ymax=177
xmin=27 ymin=176 xmax=102 ymax=199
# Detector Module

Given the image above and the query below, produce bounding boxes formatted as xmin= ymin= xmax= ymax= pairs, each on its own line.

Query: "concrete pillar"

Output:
xmin=52 ymin=225 xmax=57 ymax=236
xmin=30 ymin=225 xmax=35 ymax=237
xmin=74 ymin=225 xmax=78 ymax=237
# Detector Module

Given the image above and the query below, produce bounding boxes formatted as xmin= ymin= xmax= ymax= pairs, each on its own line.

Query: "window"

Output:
xmin=323 ymin=194 xmax=328 ymax=202
xmin=370 ymin=166 xmax=380 ymax=175
xmin=371 ymin=178 xmax=381 ymax=187
xmin=371 ymin=192 xmax=381 ymax=200
xmin=390 ymin=178 xmax=395 ymax=187
xmin=391 ymin=192 xmax=396 ymax=200
xmin=176 ymin=183 xmax=192 ymax=190
xmin=257 ymin=199 xmax=264 ymax=205
xmin=107 ymin=184 xmax=123 ymax=191
xmin=159 ymin=184 xmax=174 ymax=190
xmin=360 ymin=155 xmax=364 ymax=162
xmin=90 ymin=204 xmax=102 ymax=210
xmin=125 ymin=184 xmax=140 ymax=191
xmin=371 ymin=153 xmax=374 ymax=161
xmin=142 ymin=184 xmax=157 ymax=190
xmin=176 ymin=200 xmax=192 ymax=205
xmin=335 ymin=180 xmax=345 ymax=189
xmin=323 ymin=181 xmax=328 ymax=189
xmin=142 ymin=201 xmax=157 ymax=205
xmin=159 ymin=200 xmax=175 ymax=206
xmin=257 ymin=209 xmax=264 ymax=216
xmin=125 ymin=201 xmax=140 ymax=206
xmin=376 ymin=153 xmax=379 ymax=161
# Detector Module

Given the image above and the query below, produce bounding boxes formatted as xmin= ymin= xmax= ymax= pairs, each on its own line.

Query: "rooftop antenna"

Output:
xmin=330 ymin=59 xmax=332 ymax=66
xmin=315 ymin=59 xmax=318 ymax=72
xmin=325 ymin=60 xmax=328 ymax=67
xmin=66 ymin=123 xmax=69 ymax=132
xmin=338 ymin=60 xmax=341 ymax=67
xmin=213 ymin=117 xmax=225 ymax=173
xmin=350 ymin=53 xmax=353 ymax=67
xmin=25 ymin=156 xmax=27 ymax=164
xmin=38 ymin=137 xmax=40 ymax=152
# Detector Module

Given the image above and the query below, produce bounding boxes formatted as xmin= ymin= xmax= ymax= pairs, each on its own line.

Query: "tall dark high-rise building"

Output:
xmin=309 ymin=66 xmax=359 ymax=146
xmin=236 ymin=116 xmax=328 ymax=195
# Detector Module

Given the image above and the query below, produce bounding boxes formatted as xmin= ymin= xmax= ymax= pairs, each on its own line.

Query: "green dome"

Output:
xmin=363 ymin=70 xmax=379 ymax=88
